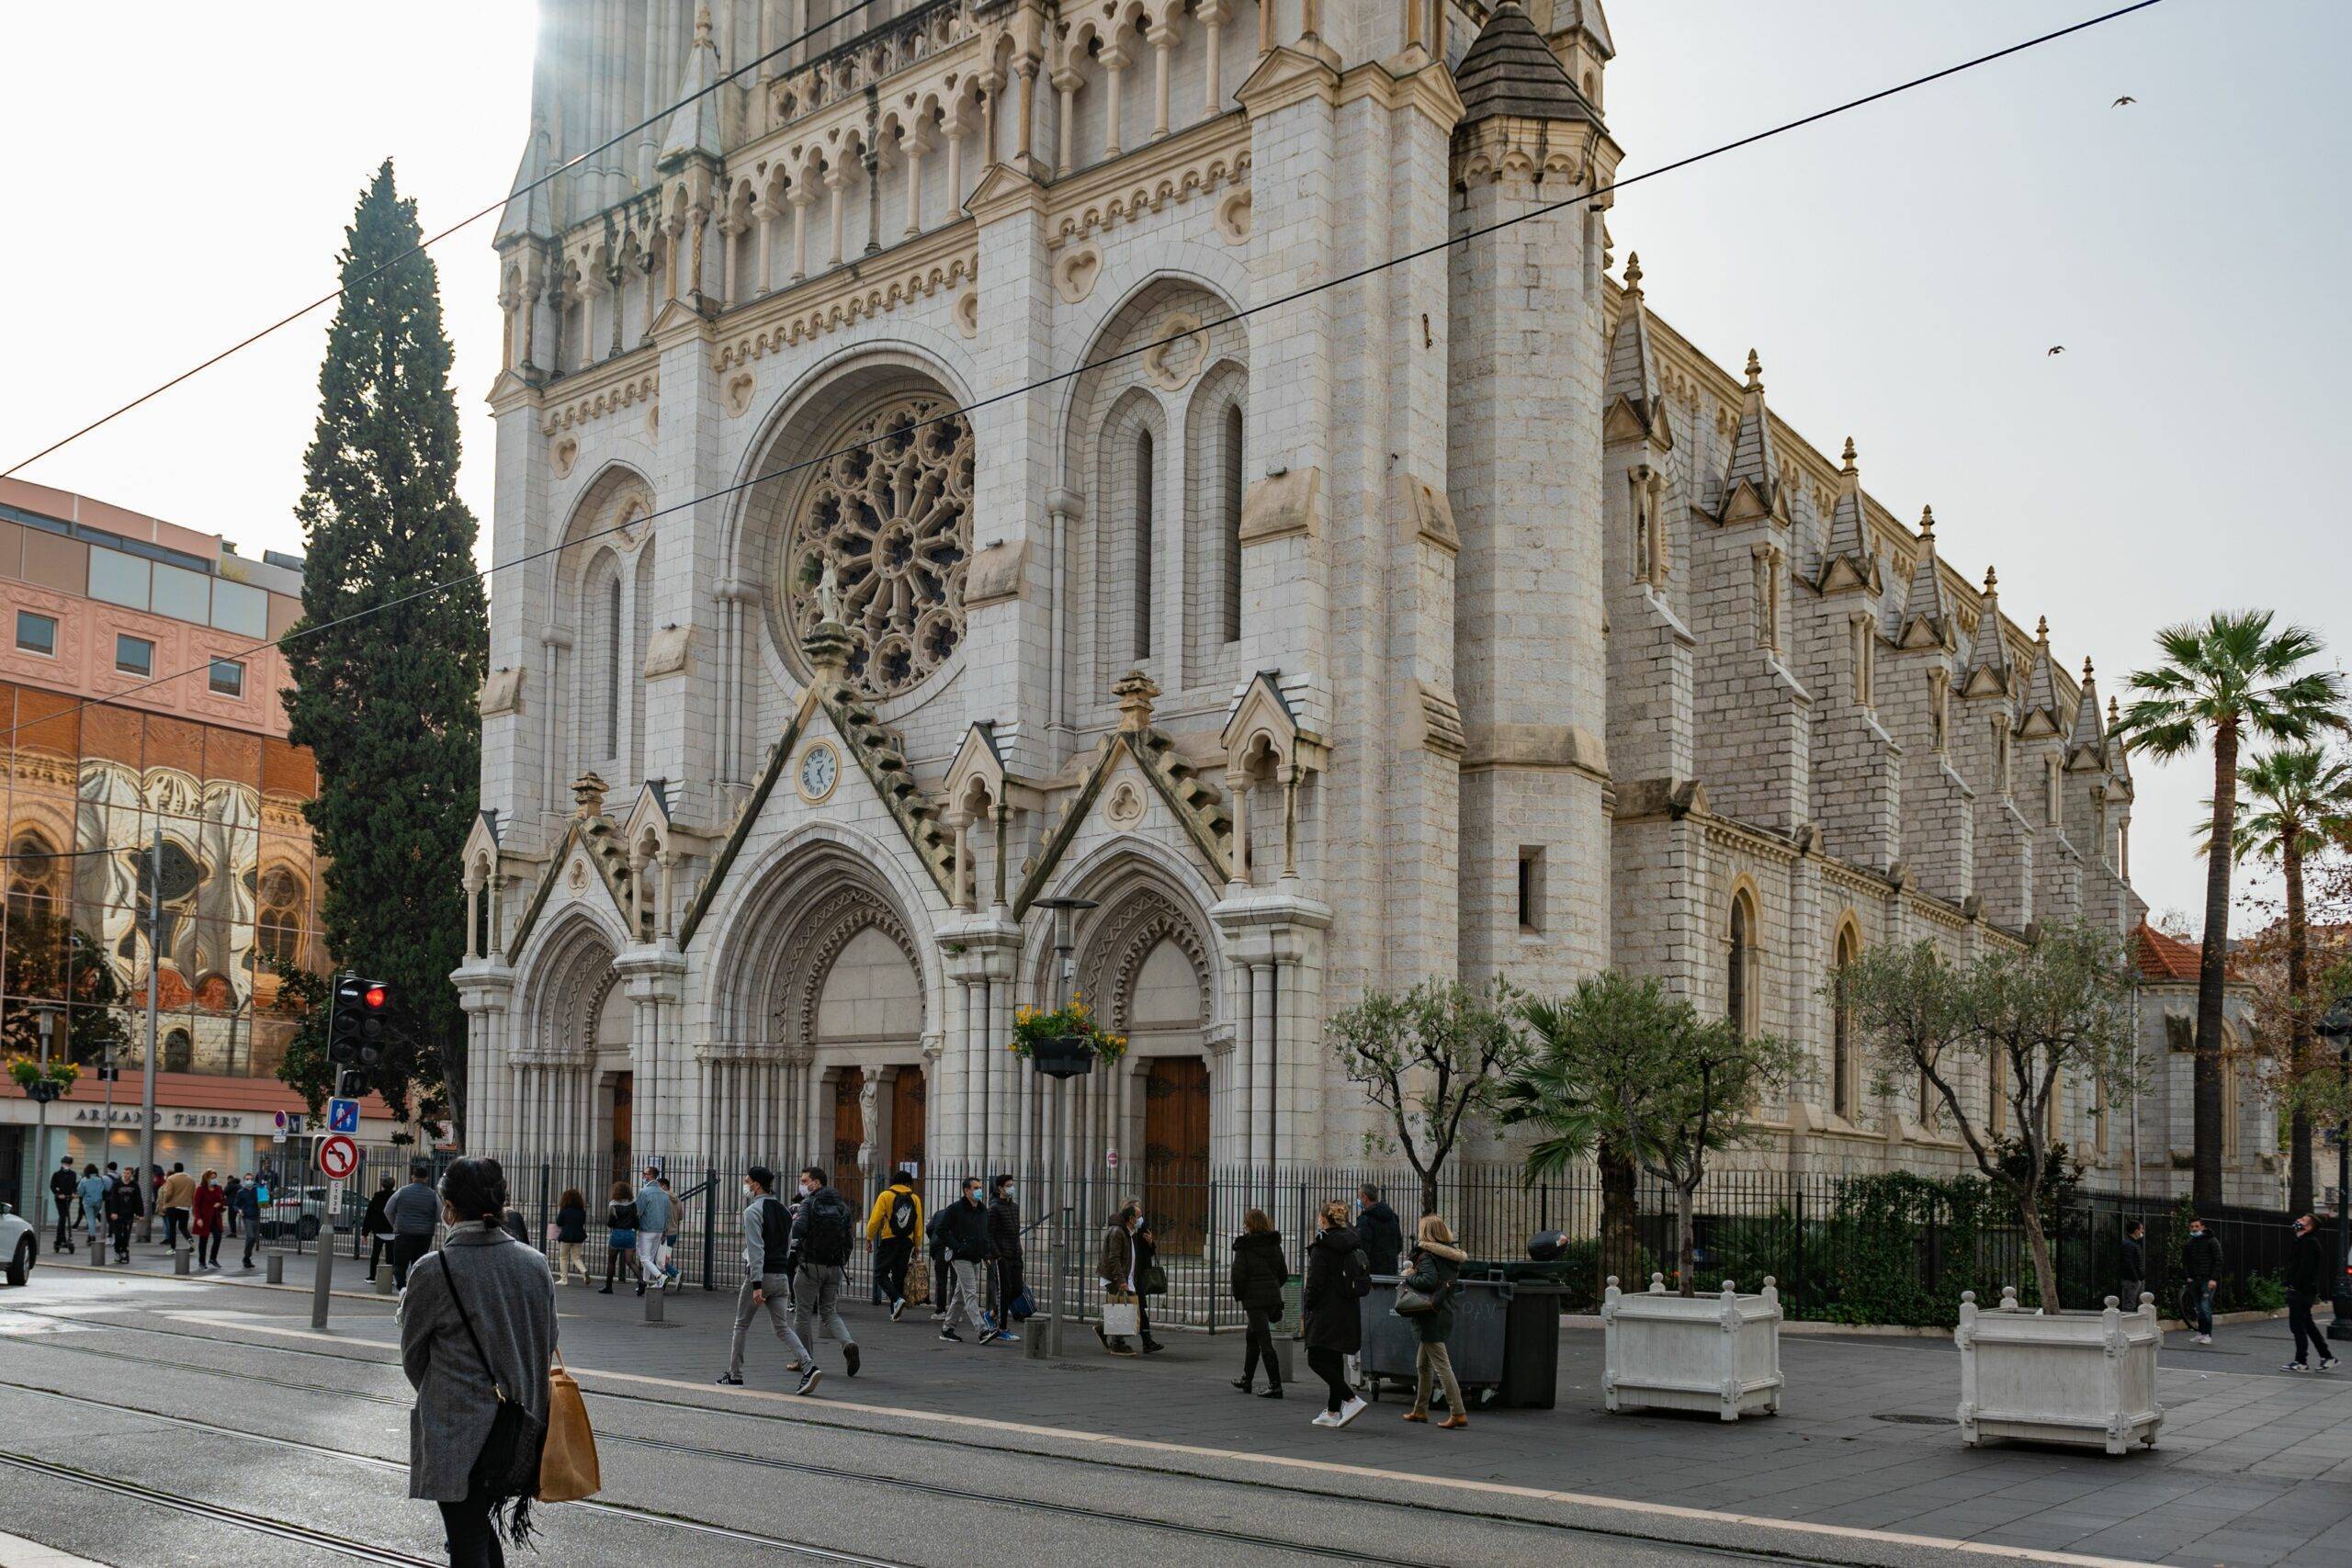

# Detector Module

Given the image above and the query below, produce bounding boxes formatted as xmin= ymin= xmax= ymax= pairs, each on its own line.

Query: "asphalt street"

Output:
xmin=4 ymin=1261 xmax=2349 ymax=1567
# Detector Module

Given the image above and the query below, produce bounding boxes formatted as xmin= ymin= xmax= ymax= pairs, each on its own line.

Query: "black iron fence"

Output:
xmin=302 ymin=1146 xmax=2301 ymax=1330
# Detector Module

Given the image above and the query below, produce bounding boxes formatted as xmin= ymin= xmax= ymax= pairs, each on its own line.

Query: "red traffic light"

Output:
xmin=363 ymin=984 xmax=387 ymax=1010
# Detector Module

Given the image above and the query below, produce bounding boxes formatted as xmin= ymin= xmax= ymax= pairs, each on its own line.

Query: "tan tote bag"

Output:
xmin=537 ymin=1349 xmax=601 ymax=1503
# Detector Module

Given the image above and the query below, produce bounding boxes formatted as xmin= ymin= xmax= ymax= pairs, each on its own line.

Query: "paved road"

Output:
xmin=6 ymin=1258 xmax=2350 ymax=1566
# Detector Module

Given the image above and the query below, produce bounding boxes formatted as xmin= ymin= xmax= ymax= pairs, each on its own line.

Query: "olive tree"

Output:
xmin=1328 ymin=976 xmax=1528 ymax=1217
xmin=1839 ymin=920 xmax=2141 ymax=1310
xmin=1503 ymin=971 xmax=1802 ymax=1296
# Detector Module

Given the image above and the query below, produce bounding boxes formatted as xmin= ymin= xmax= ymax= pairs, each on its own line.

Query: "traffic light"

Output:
xmin=329 ymin=975 xmax=391 ymax=1072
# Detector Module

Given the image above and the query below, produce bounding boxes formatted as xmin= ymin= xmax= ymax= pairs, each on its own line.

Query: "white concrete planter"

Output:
xmin=1955 ymin=1287 xmax=2162 ymax=1455
xmin=1600 ymin=1273 xmax=1784 ymax=1421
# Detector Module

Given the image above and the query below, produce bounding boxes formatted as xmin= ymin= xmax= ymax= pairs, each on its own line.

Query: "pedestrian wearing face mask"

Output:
xmin=718 ymin=1167 xmax=820 ymax=1395
xmin=935 ymin=1177 xmax=999 ymax=1344
xmin=988 ymin=1174 xmax=1025 ymax=1342
xmin=788 ymin=1167 xmax=861 ymax=1378
xmin=2181 ymin=1218 xmax=2222 ymax=1344
xmin=2282 ymin=1213 xmax=2337 ymax=1372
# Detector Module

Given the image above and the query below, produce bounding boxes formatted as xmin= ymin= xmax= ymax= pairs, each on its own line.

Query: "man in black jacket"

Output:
xmin=49 ymin=1156 xmax=79 ymax=1254
xmin=1355 ymin=1185 xmax=1405 ymax=1278
xmin=2182 ymin=1219 xmax=2223 ymax=1344
xmin=2119 ymin=1220 xmax=2146 ymax=1310
xmin=2283 ymin=1213 xmax=2338 ymax=1371
xmin=934 ymin=1177 xmax=998 ymax=1344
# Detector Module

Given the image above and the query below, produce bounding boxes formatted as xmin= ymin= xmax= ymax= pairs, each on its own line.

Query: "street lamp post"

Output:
xmin=2318 ymin=998 xmax=2352 ymax=1336
xmin=1024 ymin=897 xmax=1098 ymax=1362
xmin=33 ymin=1004 xmax=62 ymax=1239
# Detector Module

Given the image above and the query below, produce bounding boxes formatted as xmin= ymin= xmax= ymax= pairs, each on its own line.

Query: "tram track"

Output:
xmin=0 ymin=1381 xmax=910 ymax=1566
xmin=0 ymin=1306 xmax=1894 ymax=1568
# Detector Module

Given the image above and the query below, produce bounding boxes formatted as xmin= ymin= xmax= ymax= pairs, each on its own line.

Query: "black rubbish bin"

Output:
xmin=1358 ymin=1266 xmax=1566 ymax=1409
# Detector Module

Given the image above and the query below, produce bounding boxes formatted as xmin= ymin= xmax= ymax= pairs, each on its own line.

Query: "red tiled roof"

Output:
xmin=2134 ymin=921 xmax=2206 ymax=982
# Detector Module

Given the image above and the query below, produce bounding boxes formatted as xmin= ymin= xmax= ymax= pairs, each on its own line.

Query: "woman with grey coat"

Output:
xmin=400 ymin=1158 xmax=556 ymax=1568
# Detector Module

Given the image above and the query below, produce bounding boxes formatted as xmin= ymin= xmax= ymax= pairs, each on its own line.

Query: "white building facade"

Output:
xmin=457 ymin=0 xmax=2271 ymax=1201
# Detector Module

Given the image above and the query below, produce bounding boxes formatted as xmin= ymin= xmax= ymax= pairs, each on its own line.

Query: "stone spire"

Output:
xmin=1896 ymin=505 xmax=1951 ymax=649
xmin=1455 ymin=0 xmax=1600 ymax=128
xmin=1962 ymin=565 xmax=2012 ymax=695
xmin=2107 ymin=695 xmax=2134 ymax=786
xmin=2017 ymin=615 xmax=2066 ymax=736
xmin=660 ymin=4 xmax=726 ymax=166
xmin=1716 ymin=350 xmax=1782 ymax=519
xmin=1816 ymin=435 xmax=1877 ymax=590
xmin=494 ymin=114 xmax=558 ymax=244
xmin=2065 ymin=656 xmax=2108 ymax=769
xmin=1603 ymin=253 xmax=1667 ymax=439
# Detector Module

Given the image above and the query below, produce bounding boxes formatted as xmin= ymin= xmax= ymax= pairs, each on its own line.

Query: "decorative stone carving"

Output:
xmin=551 ymin=434 xmax=580 ymax=479
xmin=479 ymin=667 xmax=525 ymax=717
xmin=954 ymin=286 xmax=980 ymax=339
xmin=782 ymin=395 xmax=975 ymax=699
xmin=1106 ymin=779 xmax=1145 ymax=826
xmin=1141 ymin=310 xmax=1208 ymax=390
xmin=1052 ymin=242 xmax=1103 ymax=304
xmin=723 ymin=370 xmax=757 ymax=417
xmin=1215 ymin=186 xmax=1252 ymax=244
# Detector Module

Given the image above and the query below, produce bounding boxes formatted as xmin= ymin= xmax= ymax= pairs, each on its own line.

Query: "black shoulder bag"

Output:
xmin=443 ymin=1242 xmax=548 ymax=1545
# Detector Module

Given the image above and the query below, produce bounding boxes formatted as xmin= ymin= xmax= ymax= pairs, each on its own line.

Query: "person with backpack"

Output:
xmin=1228 ymin=1207 xmax=1289 ymax=1398
xmin=103 ymin=1168 xmax=140 ymax=1262
xmin=632 ymin=1167 xmax=671 ymax=1297
xmin=865 ymin=1168 xmax=923 ymax=1320
xmin=720 ymin=1167 xmax=820 ymax=1395
xmin=934 ymin=1177 xmax=999 ymax=1344
xmin=1303 ymin=1198 xmax=1370 ymax=1427
xmin=925 ymin=1197 xmax=955 ymax=1320
xmin=788 ymin=1167 xmax=861 ymax=1378
xmin=599 ymin=1181 xmax=639 ymax=1295
xmin=1398 ymin=1213 xmax=1469 ymax=1428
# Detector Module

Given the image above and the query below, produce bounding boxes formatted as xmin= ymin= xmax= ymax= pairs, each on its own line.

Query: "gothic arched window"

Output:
xmin=604 ymin=572 xmax=624 ymax=759
xmin=6 ymin=832 xmax=61 ymax=927
xmin=1727 ymin=892 xmax=1754 ymax=1036
xmin=1221 ymin=403 xmax=1244 ymax=644
xmin=256 ymin=867 xmax=303 ymax=965
xmin=1133 ymin=429 xmax=1155 ymax=661
xmin=1831 ymin=926 xmax=1859 ymax=1120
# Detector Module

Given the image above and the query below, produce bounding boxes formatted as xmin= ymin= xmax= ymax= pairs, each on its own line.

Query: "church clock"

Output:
xmin=797 ymin=741 xmax=841 ymax=804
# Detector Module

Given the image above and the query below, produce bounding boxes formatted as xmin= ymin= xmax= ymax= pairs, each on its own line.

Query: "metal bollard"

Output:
xmin=644 ymin=1286 xmax=665 ymax=1325
xmin=173 ymin=1248 xmax=190 ymax=1277
xmin=375 ymin=1268 xmax=396 ymax=1297
xmin=1274 ymin=1337 xmax=1296 ymax=1386
xmin=266 ymin=1253 xmax=285 ymax=1285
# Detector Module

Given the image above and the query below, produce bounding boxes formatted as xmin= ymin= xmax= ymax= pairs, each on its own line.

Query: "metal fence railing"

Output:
xmin=300 ymin=1148 xmax=2303 ymax=1330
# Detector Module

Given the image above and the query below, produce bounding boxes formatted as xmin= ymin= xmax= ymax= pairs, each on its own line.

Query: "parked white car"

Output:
xmin=2 ymin=1201 xmax=35 ymax=1286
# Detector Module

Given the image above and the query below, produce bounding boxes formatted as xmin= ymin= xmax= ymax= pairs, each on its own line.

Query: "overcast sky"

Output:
xmin=3 ymin=1 xmax=2345 ymax=929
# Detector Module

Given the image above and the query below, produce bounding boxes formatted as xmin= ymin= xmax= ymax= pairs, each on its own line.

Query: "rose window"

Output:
xmin=784 ymin=395 xmax=974 ymax=698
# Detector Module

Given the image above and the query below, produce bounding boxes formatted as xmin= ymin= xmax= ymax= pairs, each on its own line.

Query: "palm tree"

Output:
xmin=2114 ymin=612 xmax=2346 ymax=1206
xmin=2217 ymin=748 xmax=2352 ymax=1213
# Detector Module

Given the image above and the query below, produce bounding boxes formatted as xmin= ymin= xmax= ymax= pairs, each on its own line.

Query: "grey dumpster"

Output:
xmin=1360 ymin=1266 xmax=1566 ymax=1409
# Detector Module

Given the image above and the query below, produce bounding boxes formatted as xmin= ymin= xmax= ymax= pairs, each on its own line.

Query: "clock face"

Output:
xmin=797 ymin=743 xmax=839 ymax=803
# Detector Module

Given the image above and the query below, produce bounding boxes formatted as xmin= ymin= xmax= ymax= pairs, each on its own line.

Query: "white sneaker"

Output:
xmin=2197 ymin=1334 xmax=2213 ymax=1345
xmin=1334 ymin=1396 xmax=1368 ymax=1428
xmin=1310 ymin=1411 xmax=1339 ymax=1427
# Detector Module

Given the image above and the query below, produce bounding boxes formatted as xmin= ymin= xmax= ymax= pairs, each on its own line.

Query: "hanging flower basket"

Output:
xmin=8 ymin=1056 xmax=79 ymax=1100
xmin=1012 ymin=994 xmax=1128 ymax=1078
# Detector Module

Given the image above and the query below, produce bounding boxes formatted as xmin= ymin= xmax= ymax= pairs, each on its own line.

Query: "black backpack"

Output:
xmin=801 ymin=1190 xmax=854 ymax=1266
xmin=1343 ymin=1247 xmax=1374 ymax=1299
xmin=886 ymin=1190 xmax=918 ymax=1240
xmin=758 ymin=1197 xmax=791 ymax=1272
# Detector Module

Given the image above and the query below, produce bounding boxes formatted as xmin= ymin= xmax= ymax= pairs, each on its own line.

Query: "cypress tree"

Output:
xmin=279 ymin=160 xmax=486 ymax=1138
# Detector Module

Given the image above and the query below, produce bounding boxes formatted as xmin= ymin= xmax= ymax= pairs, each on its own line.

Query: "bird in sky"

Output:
xmin=2047 ymin=345 xmax=2066 ymax=356
xmin=2112 ymin=96 xmax=2137 ymax=107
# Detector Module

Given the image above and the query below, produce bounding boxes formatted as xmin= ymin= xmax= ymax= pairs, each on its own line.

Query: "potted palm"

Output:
xmin=1503 ymin=972 xmax=1801 ymax=1421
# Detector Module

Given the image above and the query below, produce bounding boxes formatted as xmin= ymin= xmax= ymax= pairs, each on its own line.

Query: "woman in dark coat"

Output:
xmin=552 ymin=1189 xmax=590 ymax=1287
xmin=1301 ymin=1199 xmax=1367 ymax=1427
xmin=362 ymin=1173 xmax=397 ymax=1281
xmin=400 ymin=1157 xmax=555 ymax=1568
xmin=600 ymin=1180 xmax=639 ymax=1295
xmin=987 ymin=1174 xmax=1025 ymax=1337
xmin=1228 ymin=1207 xmax=1288 ymax=1398
xmin=1399 ymin=1213 xmax=1468 ymax=1428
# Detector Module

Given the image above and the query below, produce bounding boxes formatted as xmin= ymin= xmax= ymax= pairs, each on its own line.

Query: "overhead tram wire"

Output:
xmin=0 ymin=0 xmax=893 ymax=482
xmin=0 ymin=0 xmax=2166 ymax=754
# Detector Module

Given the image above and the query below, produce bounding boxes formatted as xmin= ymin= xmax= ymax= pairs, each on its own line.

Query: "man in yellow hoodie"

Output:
xmin=865 ymin=1169 xmax=923 ymax=1320
xmin=156 ymin=1163 xmax=197 ymax=1252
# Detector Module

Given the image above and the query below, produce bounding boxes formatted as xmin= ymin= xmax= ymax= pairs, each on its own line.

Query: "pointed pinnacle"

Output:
xmin=1623 ymin=251 xmax=1643 ymax=290
xmin=695 ymin=1 xmax=714 ymax=42
xmin=2036 ymin=615 xmax=2050 ymax=639
xmin=1744 ymin=349 xmax=1763 ymax=389
xmin=1918 ymin=504 xmax=1935 ymax=539
xmin=2108 ymin=695 xmax=2120 ymax=722
xmin=1840 ymin=436 xmax=1857 ymax=471
xmin=1983 ymin=565 xmax=1998 ymax=593
xmin=2082 ymin=656 xmax=2095 ymax=681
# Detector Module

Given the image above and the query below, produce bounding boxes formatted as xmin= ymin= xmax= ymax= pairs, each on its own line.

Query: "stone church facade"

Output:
xmin=456 ymin=0 xmax=2273 ymax=1201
